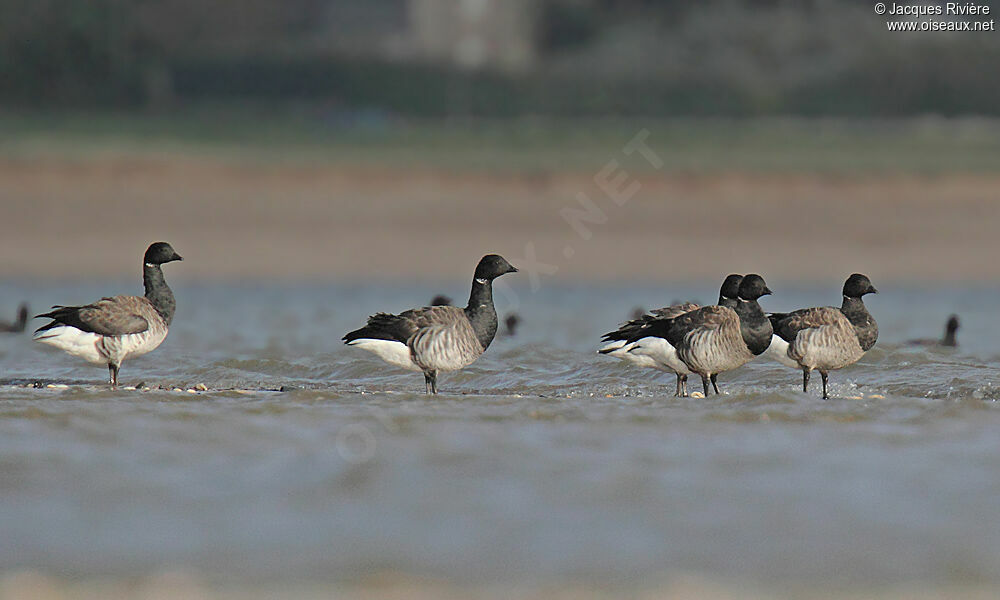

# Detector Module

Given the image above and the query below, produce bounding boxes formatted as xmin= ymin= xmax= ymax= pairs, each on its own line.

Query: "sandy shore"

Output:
xmin=1 ymin=156 xmax=998 ymax=284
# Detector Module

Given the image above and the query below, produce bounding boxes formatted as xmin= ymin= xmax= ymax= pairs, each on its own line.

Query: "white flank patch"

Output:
xmin=33 ymin=326 xmax=106 ymax=364
xmin=599 ymin=340 xmax=669 ymax=371
xmin=765 ymin=334 xmax=800 ymax=369
xmin=626 ymin=337 xmax=690 ymax=374
xmin=348 ymin=339 xmax=422 ymax=371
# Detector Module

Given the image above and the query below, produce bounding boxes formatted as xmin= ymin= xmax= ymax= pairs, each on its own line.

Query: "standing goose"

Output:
xmin=33 ymin=242 xmax=183 ymax=388
xmin=627 ymin=274 xmax=773 ymax=397
xmin=767 ymin=274 xmax=878 ymax=399
xmin=598 ymin=274 xmax=742 ymax=397
xmin=0 ymin=303 xmax=29 ymax=333
xmin=342 ymin=254 xmax=518 ymax=394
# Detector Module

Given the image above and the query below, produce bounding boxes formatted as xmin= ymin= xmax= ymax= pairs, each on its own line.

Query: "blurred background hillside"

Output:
xmin=1 ymin=0 xmax=998 ymax=116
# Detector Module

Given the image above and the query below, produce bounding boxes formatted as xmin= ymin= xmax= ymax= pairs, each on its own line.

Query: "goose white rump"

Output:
xmin=34 ymin=326 xmax=167 ymax=366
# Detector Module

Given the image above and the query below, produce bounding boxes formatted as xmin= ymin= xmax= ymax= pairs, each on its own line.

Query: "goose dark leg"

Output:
xmin=430 ymin=371 xmax=438 ymax=394
xmin=674 ymin=374 xmax=682 ymax=397
xmin=423 ymin=372 xmax=433 ymax=394
xmin=109 ymin=364 xmax=119 ymax=389
xmin=820 ymin=371 xmax=829 ymax=400
xmin=802 ymin=369 xmax=810 ymax=394
xmin=700 ymin=374 xmax=710 ymax=397
xmin=681 ymin=374 xmax=689 ymax=397
xmin=710 ymin=373 xmax=721 ymax=395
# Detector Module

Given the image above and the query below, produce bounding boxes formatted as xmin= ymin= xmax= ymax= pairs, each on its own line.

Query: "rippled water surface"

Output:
xmin=1 ymin=280 xmax=1000 ymax=593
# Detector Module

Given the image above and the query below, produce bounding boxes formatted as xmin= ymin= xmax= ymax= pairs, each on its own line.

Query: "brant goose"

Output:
xmin=907 ymin=314 xmax=959 ymax=348
xmin=598 ymin=274 xmax=743 ymax=397
xmin=343 ymin=254 xmax=518 ymax=394
xmin=767 ymin=274 xmax=878 ymax=399
xmin=33 ymin=242 xmax=183 ymax=388
xmin=625 ymin=275 xmax=773 ymax=397
xmin=0 ymin=303 xmax=28 ymax=333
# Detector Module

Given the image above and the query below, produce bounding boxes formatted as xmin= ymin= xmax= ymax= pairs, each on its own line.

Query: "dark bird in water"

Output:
xmin=599 ymin=274 xmax=743 ymax=397
xmin=907 ymin=314 xmax=959 ymax=348
xmin=0 ymin=303 xmax=29 ymax=333
xmin=503 ymin=313 xmax=520 ymax=337
xmin=767 ymin=274 xmax=878 ymax=399
xmin=33 ymin=242 xmax=183 ymax=388
xmin=343 ymin=254 xmax=519 ymax=394
xmin=430 ymin=295 xmax=453 ymax=307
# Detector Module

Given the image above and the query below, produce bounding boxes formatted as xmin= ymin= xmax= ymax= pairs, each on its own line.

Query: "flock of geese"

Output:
xmin=6 ymin=242 xmax=957 ymax=399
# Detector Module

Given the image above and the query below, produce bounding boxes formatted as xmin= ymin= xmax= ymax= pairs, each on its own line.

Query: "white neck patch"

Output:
xmin=145 ymin=263 xmax=157 ymax=268
xmin=475 ymin=278 xmax=488 ymax=285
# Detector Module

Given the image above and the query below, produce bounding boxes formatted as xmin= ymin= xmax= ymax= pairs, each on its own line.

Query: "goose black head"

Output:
xmin=738 ymin=274 xmax=772 ymax=301
xmin=719 ymin=274 xmax=743 ymax=301
xmin=145 ymin=242 xmax=183 ymax=266
xmin=946 ymin=314 xmax=960 ymax=334
xmin=474 ymin=254 xmax=518 ymax=282
xmin=843 ymin=273 xmax=877 ymax=298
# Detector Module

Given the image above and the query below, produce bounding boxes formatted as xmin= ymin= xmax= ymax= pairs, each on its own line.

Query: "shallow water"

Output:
xmin=1 ymin=280 xmax=999 ymax=593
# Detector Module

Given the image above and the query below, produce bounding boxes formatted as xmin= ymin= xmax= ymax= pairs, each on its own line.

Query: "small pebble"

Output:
xmin=690 ymin=391 xmax=705 ymax=399
xmin=46 ymin=384 xmax=69 ymax=389
xmin=186 ymin=389 xmax=197 ymax=394
xmin=194 ymin=383 xmax=208 ymax=391
xmin=172 ymin=388 xmax=183 ymax=392
xmin=869 ymin=394 xmax=885 ymax=399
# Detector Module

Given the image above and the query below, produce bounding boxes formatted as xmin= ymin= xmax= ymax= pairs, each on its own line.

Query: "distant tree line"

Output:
xmin=1 ymin=0 xmax=998 ymax=116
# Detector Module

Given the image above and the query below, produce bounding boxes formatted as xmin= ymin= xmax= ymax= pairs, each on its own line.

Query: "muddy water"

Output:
xmin=1 ymin=280 xmax=999 ymax=593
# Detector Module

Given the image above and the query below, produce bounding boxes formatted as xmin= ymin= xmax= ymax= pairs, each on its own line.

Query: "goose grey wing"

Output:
xmin=343 ymin=305 xmax=463 ymax=345
xmin=649 ymin=302 xmax=700 ymax=320
xmin=36 ymin=296 xmax=149 ymax=336
xmin=603 ymin=302 xmax=699 ymax=343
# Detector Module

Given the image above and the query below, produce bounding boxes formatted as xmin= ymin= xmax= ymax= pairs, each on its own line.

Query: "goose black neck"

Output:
xmin=841 ymin=296 xmax=878 ymax=351
xmin=144 ymin=264 xmax=176 ymax=325
xmin=735 ymin=298 xmax=773 ymax=355
xmin=465 ymin=278 xmax=499 ymax=351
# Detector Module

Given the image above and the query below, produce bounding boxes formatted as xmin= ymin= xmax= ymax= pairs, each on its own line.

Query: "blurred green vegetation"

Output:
xmin=4 ymin=110 xmax=1000 ymax=173
xmin=0 ymin=0 xmax=998 ymax=116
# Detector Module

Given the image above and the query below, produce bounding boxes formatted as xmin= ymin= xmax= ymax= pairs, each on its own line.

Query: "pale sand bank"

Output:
xmin=1 ymin=157 xmax=997 ymax=283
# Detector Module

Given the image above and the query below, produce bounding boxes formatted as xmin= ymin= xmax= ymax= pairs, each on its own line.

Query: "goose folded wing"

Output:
xmin=345 ymin=306 xmax=465 ymax=344
xmin=602 ymin=303 xmax=699 ymax=343
xmin=779 ymin=307 xmax=845 ymax=339
xmin=36 ymin=296 xmax=149 ymax=335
